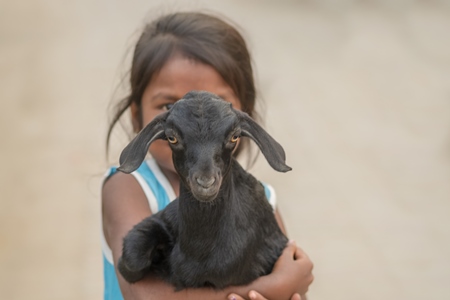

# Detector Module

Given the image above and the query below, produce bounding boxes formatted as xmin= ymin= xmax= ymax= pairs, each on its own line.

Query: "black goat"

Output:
xmin=117 ymin=91 xmax=291 ymax=290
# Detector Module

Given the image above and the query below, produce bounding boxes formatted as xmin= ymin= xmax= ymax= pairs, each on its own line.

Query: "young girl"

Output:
xmin=102 ymin=12 xmax=313 ymax=300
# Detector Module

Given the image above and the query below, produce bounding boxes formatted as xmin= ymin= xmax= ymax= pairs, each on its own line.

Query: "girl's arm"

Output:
xmin=227 ymin=240 xmax=313 ymax=300
xmin=102 ymin=172 xmax=313 ymax=300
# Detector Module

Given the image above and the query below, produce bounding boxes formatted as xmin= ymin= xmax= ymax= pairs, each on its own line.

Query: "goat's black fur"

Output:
xmin=117 ymin=91 xmax=291 ymax=290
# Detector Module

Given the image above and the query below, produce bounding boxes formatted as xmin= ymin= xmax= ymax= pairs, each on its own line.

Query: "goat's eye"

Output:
xmin=162 ymin=103 xmax=174 ymax=111
xmin=230 ymin=135 xmax=240 ymax=143
xmin=167 ymin=136 xmax=178 ymax=144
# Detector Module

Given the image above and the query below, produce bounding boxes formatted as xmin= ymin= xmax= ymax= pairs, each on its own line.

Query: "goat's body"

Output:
xmin=119 ymin=160 xmax=288 ymax=289
xmin=117 ymin=92 xmax=290 ymax=290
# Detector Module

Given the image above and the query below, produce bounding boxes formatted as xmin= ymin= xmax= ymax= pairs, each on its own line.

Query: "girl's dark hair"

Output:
xmin=107 ymin=12 xmax=259 ymax=160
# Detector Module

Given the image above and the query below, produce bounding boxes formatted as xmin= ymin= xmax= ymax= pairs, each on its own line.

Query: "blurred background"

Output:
xmin=1 ymin=0 xmax=450 ymax=299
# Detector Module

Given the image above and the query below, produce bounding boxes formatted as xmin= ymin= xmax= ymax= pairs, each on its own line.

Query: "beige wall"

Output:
xmin=1 ymin=1 xmax=450 ymax=299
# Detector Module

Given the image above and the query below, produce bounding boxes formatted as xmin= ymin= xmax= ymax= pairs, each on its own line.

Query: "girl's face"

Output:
xmin=132 ymin=54 xmax=242 ymax=178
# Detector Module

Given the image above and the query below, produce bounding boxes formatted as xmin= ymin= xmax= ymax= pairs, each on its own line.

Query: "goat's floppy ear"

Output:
xmin=237 ymin=110 xmax=292 ymax=173
xmin=118 ymin=112 xmax=168 ymax=174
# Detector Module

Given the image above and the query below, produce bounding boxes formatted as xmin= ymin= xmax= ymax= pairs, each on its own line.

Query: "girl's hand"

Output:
xmin=272 ymin=240 xmax=314 ymax=295
xmin=227 ymin=240 xmax=313 ymax=300
xmin=228 ymin=290 xmax=302 ymax=300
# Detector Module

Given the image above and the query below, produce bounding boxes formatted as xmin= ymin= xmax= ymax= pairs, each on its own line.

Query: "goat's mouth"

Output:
xmin=189 ymin=180 xmax=221 ymax=202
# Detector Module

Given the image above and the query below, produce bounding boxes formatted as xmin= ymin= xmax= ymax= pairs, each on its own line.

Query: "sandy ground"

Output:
xmin=1 ymin=0 xmax=450 ymax=299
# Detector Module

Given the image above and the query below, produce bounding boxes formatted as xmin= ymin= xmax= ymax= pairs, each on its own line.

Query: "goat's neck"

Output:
xmin=177 ymin=161 xmax=241 ymax=250
xmin=177 ymin=180 xmax=233 ymax=229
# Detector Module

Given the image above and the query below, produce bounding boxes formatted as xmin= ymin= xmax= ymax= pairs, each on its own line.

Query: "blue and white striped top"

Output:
xmin=101 ymin=158 xmax=277 ymax=300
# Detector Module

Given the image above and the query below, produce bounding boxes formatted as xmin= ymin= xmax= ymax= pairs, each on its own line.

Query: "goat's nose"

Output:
xmin=196 ymin=176 xmax=216 ymax=188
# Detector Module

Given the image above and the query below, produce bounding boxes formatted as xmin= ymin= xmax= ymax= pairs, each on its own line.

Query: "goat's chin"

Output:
xmin=190 ymin=185 xmax=220 ymax=203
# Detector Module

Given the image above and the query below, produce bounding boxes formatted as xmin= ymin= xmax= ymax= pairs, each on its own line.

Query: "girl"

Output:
xmin=102 ymin=12 xmax=313 ymax=300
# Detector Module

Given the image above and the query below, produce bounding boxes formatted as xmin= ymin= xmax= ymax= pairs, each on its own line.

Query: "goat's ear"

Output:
xmin=237 ymin=110 xmax=292 ymax=173
xmin=117 ymin=112 xmax=168 ymax=174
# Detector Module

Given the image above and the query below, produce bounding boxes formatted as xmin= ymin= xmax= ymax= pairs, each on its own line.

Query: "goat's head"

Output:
xmin=118 ymin=91 xmax=291 ymax=202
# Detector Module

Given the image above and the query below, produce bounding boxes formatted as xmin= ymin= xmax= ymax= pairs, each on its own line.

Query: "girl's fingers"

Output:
xmin=228 ymin=291 xmax=269 ymax=300
xmin=294 ymin=245 xmax=303 ymax=259
xmin=290 ymin=293 xmax=302 ymax=300
xmin=228 ymin=292 xmax=302 ymax=300
xmin=292 ymin=243 xmax=308 ymax=260
xmin=292 ymin=244 xmax=314 ymax=274
xmin=280 ymin=240 xmax=297 ymax=259
xmin=228 ymin=294 xmax=245 ymax=300
xmin=248 ymin=290 xmax=268 ymax=300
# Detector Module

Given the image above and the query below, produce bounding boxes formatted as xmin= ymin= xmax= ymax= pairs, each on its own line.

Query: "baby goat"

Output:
xmin=117 ymin=91 xmax=291 ymax=290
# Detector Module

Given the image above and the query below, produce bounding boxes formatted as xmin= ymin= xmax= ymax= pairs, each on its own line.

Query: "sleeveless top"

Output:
xmin=101 ymin=158 xmax=277 ymax=300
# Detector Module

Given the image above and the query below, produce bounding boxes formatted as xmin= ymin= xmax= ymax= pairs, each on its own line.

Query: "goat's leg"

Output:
xmin=118 ymin=216 xmax=173 ymax=283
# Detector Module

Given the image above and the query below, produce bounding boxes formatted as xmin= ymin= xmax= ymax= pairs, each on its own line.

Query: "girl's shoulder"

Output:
xmin=103 ymin=158 xmax=177 ymax=213
xmin=260 ymin=182 xmax=277 ymax=211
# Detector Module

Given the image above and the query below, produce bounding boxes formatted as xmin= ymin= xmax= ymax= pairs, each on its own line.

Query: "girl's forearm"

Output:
xmin=227 ymin=274 xmax=295 ymax=300
xmin=121 ymin=274 xmax=293 ymax=300
xmin=120 ymin=275 xmax=233 ymax=300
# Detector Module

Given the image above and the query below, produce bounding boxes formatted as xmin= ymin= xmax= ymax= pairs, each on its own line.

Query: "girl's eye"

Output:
xmin=167 ymin=136 xmax=178 ymax=144
xmin=162 ymin=103 xmax=174 ymax=111
xmin=230 ymin=135 xmax=240 ymax=143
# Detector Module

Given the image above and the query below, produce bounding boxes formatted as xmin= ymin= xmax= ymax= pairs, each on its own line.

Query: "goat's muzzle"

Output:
xmin=196 ymin=176 xmax=216 ymax=188
xmin=188 ymin=174 xmax=221 ymax=202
